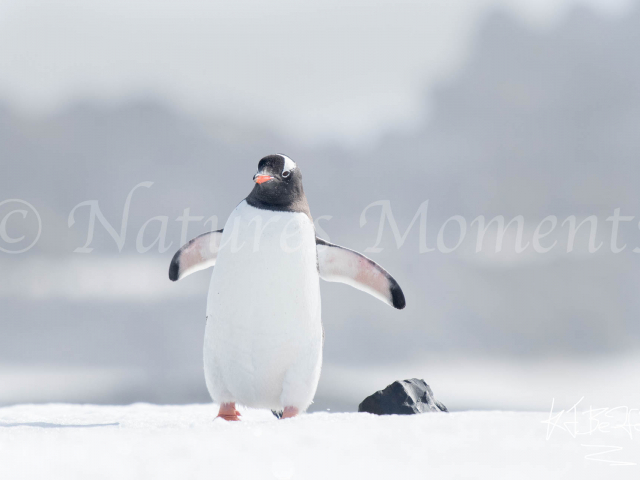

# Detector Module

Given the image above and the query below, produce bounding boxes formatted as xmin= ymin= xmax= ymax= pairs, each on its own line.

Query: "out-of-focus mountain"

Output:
xmin=369 ymin=6 xmax=640 ymax=220
xmin=2 ymin=5 xmax=640 ymax=407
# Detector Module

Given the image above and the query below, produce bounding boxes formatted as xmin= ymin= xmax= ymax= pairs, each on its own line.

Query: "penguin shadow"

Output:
xmin=0 ymin=421 xmax=119 ymax=429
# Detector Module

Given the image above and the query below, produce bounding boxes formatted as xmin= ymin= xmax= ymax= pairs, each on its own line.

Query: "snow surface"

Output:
xmin=1 ymin=403 xmax=638 ymax=479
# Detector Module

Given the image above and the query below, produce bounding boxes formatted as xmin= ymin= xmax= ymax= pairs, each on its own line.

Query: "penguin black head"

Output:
xmin=245 ymin=154 xmax=310 ymax=217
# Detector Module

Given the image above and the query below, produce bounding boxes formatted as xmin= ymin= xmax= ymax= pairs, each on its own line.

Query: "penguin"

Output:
xmin=169 ymin=154 xmax=405 ymax=420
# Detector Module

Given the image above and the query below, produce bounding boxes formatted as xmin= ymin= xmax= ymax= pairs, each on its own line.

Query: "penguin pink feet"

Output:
xmin=281 ymin=406 xmax=299 ymax=419
xmin=216 ymin=402 xmax=242 ymax=421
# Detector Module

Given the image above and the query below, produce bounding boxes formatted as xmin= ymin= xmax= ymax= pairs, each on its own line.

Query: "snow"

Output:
xmin=1 ymin=403 xmax=638 ymax=479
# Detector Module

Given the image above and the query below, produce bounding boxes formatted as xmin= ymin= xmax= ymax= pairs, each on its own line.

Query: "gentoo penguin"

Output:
xmin=169 ymin=154 xmax=405 ymax=420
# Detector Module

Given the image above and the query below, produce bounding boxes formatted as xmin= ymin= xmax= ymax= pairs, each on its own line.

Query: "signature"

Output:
xmin=543 ymin=397 xmax=639 ymax=466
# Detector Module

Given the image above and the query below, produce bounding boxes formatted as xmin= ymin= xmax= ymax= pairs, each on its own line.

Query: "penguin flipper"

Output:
xmin=316 ymin=237 xmax=406 ymax=309
xmin=169 ymin=230 xmax=224 ymax=281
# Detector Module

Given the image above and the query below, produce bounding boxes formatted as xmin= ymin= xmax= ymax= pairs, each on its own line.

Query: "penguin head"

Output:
xmin=249 ymin=154 xmax=305 ymax=208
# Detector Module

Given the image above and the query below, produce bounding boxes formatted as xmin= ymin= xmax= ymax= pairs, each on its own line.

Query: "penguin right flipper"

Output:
xmin=169 ymin=230 xmax=224 ymax=281
xmin=316 ymin=237 xmax=406 ymax=309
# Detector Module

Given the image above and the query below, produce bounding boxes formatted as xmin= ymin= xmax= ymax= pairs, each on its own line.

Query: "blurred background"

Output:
xmin=1 ymin=0 xmax=640 ymax=412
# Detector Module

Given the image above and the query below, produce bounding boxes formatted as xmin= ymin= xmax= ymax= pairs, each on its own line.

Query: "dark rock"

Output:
xmin=358 ymin=379 xmax=448 ymax=415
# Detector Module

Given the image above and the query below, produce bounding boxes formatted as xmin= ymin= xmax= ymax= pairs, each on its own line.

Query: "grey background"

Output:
xmin=1 ymin=0 xmax=639 ymax=412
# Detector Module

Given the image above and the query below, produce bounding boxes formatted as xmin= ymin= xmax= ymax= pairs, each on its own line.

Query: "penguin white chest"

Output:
xmin=203 ymin=201 xmax=322 ymax=410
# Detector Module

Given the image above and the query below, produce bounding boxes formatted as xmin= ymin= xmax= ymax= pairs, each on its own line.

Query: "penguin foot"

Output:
xmin=281 ymin=406 xmax=299 ymax=419
xmin=216 ymin=402 xmax=242 ymax=421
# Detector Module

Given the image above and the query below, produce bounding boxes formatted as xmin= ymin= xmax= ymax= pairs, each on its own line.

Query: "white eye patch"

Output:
xmin=280 ymin=154 xmax=296 ymax=174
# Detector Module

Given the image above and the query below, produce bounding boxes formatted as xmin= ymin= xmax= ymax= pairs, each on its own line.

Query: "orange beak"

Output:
xmin=254 ymin=174 xmax=273 ymax=184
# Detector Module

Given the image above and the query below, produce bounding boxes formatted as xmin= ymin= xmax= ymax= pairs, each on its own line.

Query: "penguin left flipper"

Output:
xmin=316 ymin=237 xmax=406 ymax=309
xmin=169 ymin=230 xmax=224 ymax=281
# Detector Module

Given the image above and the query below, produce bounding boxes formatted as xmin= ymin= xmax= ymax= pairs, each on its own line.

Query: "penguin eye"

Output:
xmin=282 ymin=170 xmax=291 ymax=178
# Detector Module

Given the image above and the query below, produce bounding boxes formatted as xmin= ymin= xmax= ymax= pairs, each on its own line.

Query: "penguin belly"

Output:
xmin=203 ymin=201 xmax=323 ymax=411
